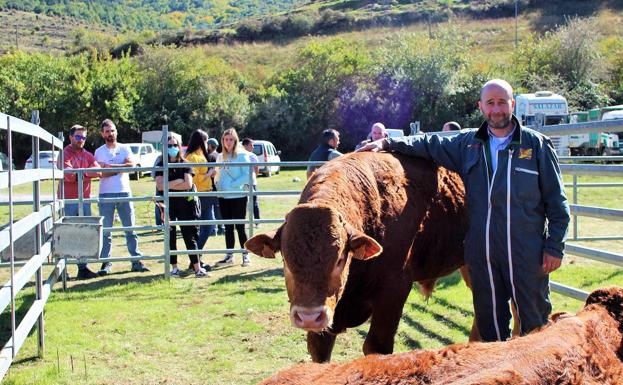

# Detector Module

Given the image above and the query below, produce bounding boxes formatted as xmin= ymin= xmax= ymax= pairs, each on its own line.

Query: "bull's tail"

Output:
xmin=416 ymin=279 xmax=436 ymax=299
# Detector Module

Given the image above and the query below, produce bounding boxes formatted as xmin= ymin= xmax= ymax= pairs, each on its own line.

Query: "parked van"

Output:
xmin=252 ymin=140 xmax=281 ymax=177
xmin=126 ymin=143 xmax=161 ymax=179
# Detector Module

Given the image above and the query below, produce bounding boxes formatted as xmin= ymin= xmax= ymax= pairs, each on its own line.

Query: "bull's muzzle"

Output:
xmin=290 ymin=305 xmax=331 ymax=332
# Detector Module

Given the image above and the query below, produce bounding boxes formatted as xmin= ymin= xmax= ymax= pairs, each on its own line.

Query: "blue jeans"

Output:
xmin=65 ymin=202 xmax=92 ymax=216
xmin=65 ymin=202 xmax=92 ymax=270
xmin=198 ymin=196 xmax=217 ymax=249
xmin=98 ymin=192 xmax=141 ymax=259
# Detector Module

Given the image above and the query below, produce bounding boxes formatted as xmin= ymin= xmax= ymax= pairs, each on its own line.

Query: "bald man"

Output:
xmin=355 ymin=122 xmax=388 ymax=150
xmin=357 ymin=79 xmax=570 ymax=342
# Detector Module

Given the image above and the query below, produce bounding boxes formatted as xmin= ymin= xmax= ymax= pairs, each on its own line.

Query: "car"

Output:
xmin=252 ymin=140 xmax=281 ymax=177
xmin=0 ymin=152 xmax=14 ymax=172
xmin=126 ymin=143 xmax=161 ymax=180
xmin=25 ymin=150 xmax=60 ymax=169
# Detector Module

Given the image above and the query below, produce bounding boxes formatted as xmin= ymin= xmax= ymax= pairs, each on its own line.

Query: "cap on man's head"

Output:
xmin=207 ymin=138 xmax=219 ymax=147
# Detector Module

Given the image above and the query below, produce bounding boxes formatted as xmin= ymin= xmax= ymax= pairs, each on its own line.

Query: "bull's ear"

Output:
xmin=244 ymin=228 xmax=282 ymax=259
xmin=347 ymin=225 xmax=382 ymax=260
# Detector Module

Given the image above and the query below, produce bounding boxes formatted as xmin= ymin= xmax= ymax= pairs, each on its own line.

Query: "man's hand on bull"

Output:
xmin=542 ymin=252 xmax=562 ymax=274
xmin=355 ymin=139 xmax=387 ymax=152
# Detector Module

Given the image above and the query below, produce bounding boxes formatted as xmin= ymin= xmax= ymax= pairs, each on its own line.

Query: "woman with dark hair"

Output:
xmin=155 ymin=135 xmax=208 ymax=277
xmin=185 ymin=129 xmax=216 ymax=257
xmin=214 ymin=128 xmax=252 ymax=267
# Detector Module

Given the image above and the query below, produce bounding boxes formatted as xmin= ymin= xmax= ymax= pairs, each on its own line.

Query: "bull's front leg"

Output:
xmin=363 ymin=286 xmax=411 ymax=356
xmin=307 ymin=331 xmax=337 ymax=363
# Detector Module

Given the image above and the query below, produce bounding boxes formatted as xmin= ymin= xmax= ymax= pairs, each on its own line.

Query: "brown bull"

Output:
xmin=245 ymin=152 xmax=470 ymax=363
xmin=258 ymin=286 xmax=623 ymax=385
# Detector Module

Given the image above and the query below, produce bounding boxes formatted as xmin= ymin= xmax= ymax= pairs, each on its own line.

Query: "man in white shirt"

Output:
xmin=94 ymin=119 xmax=148 ymax=275
xmin=242 ymin=138 xmax=260 ymax=225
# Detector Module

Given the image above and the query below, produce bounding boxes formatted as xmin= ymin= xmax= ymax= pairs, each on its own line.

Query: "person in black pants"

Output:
xmin=155 ymin=135 xmax=209 ymax=278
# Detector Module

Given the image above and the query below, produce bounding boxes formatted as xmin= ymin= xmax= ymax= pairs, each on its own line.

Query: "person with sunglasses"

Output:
xmin=155 ymin=136 xmax=209 ymax=278
xmin=60 ymin=124 xmax=102 ymax=279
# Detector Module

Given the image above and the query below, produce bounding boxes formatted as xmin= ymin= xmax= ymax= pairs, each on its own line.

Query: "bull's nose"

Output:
xmin=291 ymin=305 xmax=328 ymax=331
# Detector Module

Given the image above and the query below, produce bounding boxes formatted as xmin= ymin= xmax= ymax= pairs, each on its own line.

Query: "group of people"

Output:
xmin=62 ymin=120 xmax=260 ymax=279
xmin=63 ymin=78 xmax=570 ymax=344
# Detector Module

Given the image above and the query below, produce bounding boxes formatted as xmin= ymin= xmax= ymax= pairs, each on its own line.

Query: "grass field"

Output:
xmin=0 ymin=167 xmax=622 ymax=385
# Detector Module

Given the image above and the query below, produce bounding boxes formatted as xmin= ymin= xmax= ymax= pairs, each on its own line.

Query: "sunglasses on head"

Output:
xmin=73 ymin=134 xmax=86 ymax=141
xmin=167 ymin=144 xmax=179 ymax=148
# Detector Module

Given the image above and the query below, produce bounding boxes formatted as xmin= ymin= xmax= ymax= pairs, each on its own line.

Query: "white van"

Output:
xmin=126 ymin=143 xmax=161 ymax=179
xmin=252 ymin=140 xmax=281 ymax=177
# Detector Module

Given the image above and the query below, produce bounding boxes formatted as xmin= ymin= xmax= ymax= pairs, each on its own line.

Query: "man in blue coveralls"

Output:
xmin=357 ymin=79 xmax=570 ymax=341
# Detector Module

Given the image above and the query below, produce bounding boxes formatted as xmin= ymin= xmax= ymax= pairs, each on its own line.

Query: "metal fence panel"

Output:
xmin=0 ymin=113 xmax=63 ymax=148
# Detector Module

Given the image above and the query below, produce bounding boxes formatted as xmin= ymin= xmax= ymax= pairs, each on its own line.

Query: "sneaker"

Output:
xmin=195 ymin=268 xmax=209 ymax=278
xmin=131 ymin=261 xmax=150 ymax=272
xmin=241 ymin=254 xmax=250 ymax=267
xmin=77 ymin=267 xmax=98 ymax=280
xmin=214 ymin=254 xmax=234 ymax=267
xmin=217 ymin=228 xmax=225 ymax=235
xmin=171 ymin=267 xmax=181 ymax=277
xmin=188 ymin=262 xmax=212 ymax=272
xmin=98 ymin=262 xmax=112 ymax=276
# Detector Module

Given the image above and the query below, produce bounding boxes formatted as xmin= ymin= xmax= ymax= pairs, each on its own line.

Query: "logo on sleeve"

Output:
xmin=518 ymin=148 xmax=533 ymax=160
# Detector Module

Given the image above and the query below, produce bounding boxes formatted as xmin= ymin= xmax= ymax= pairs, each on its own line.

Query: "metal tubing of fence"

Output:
xmin=569 ymin=205 xmax=623 ymax=221
xmin=7 ymin=115 xmax=16 ymax=360
xmin=560 ymin=164 xmax=623 ymax=177
xmin=31 ymin=111 xmax=45 ymax=359
xmin=565 ymin=244 xmax=623 ymax=268
xmin=572 ymin=175 xmax=578 ymax=240
xmin=162 ymin=126 xmax=171 ymax=279
xmin=550 ymin=282 xmax=588 ymax=301
xmin=534 ymin=119 xmax=623 ymax=136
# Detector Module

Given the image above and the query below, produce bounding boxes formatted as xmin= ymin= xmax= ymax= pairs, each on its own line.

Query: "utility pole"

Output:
xmin=515 ymin=0 xmax=519 ymax=48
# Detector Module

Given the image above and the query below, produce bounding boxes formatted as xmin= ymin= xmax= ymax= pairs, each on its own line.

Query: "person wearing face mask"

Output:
xmin=154 ymin=136 xmax=208 ymax=278
xmin=213 ymin=128 xmax=252 ymax=267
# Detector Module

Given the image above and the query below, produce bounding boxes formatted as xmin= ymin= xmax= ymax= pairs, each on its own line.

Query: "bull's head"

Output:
xmin=245 ymin=204 xmax=382 ymax=332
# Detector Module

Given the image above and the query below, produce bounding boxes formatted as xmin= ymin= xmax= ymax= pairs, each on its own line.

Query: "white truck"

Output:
xmin=514 ymin=91 xmax=569 ymax=156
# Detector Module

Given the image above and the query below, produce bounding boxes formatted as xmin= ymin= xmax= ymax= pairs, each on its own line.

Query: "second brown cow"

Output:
xmin=245 ymin=152 xmax=469 ymax=362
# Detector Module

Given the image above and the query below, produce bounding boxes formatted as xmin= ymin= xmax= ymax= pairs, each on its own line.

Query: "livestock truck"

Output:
xmin=514 ymin=91 xmax=569 ymax=156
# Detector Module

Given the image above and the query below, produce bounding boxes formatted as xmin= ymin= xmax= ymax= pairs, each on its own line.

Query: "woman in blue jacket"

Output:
xmin=214 ymin=128 xmax=252 ymax=267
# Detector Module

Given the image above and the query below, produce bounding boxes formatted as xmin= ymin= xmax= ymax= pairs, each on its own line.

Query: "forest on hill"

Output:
xmin=0 ymin=0 xmax=306 ymax=30
xmin=1 ymin=3 xmax=623 ymax=168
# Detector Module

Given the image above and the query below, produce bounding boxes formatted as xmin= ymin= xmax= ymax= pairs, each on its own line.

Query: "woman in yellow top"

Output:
xmin=185 ymin=129 xmax=216 ymax=254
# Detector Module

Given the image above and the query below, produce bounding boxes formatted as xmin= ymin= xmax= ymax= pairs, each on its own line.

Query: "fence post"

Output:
xmin=7 ymin=116 xmax=16 ymax=359
xmin=573 ymin=175 xmax=578 ymax=240
xmin=162 ymin=126 xmax=170 ymax=279
xmin=31 ymin=111 xmax=45 ymax=358
xmin=248 ymin=163 xmax=254 ymax=238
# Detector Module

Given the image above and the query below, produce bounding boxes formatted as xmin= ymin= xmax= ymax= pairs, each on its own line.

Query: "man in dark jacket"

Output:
xmin=306 ymin=129 xmax=342 ymax=179
xmin=357 ymin=79 xmax=570 ymax=342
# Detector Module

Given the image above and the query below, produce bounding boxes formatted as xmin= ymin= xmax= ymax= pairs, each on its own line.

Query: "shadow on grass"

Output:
xmin=408 ymin=302 xmax=471 ymax=338
xmin=0 ymin=292 xmax=37 ymax=347
xmin=401 ymin=314 xmax=454 ymax=347
xmin=64 ymin=273 xmax=163 ymax=293
xmin=212 ymin=268 xmax=284 ymax=285
xmin=581 ymin=269 xmax=623 ymax=289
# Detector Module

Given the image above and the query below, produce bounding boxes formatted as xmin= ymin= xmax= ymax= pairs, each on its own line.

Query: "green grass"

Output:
xmin=0 ymin=169 xmax=621 ymax=384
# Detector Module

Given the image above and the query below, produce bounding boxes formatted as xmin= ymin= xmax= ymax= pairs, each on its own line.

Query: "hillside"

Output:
xmin=3 ymin=0 xmax=623 ymax=54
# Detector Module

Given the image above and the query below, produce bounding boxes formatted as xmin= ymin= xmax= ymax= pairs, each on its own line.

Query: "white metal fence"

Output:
xmin=0 ymin=111 xmax=65 ymax=379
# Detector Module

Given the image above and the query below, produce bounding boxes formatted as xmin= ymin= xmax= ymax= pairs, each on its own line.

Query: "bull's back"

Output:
xmin=303 ymin=152 xmax=467 ymax=281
